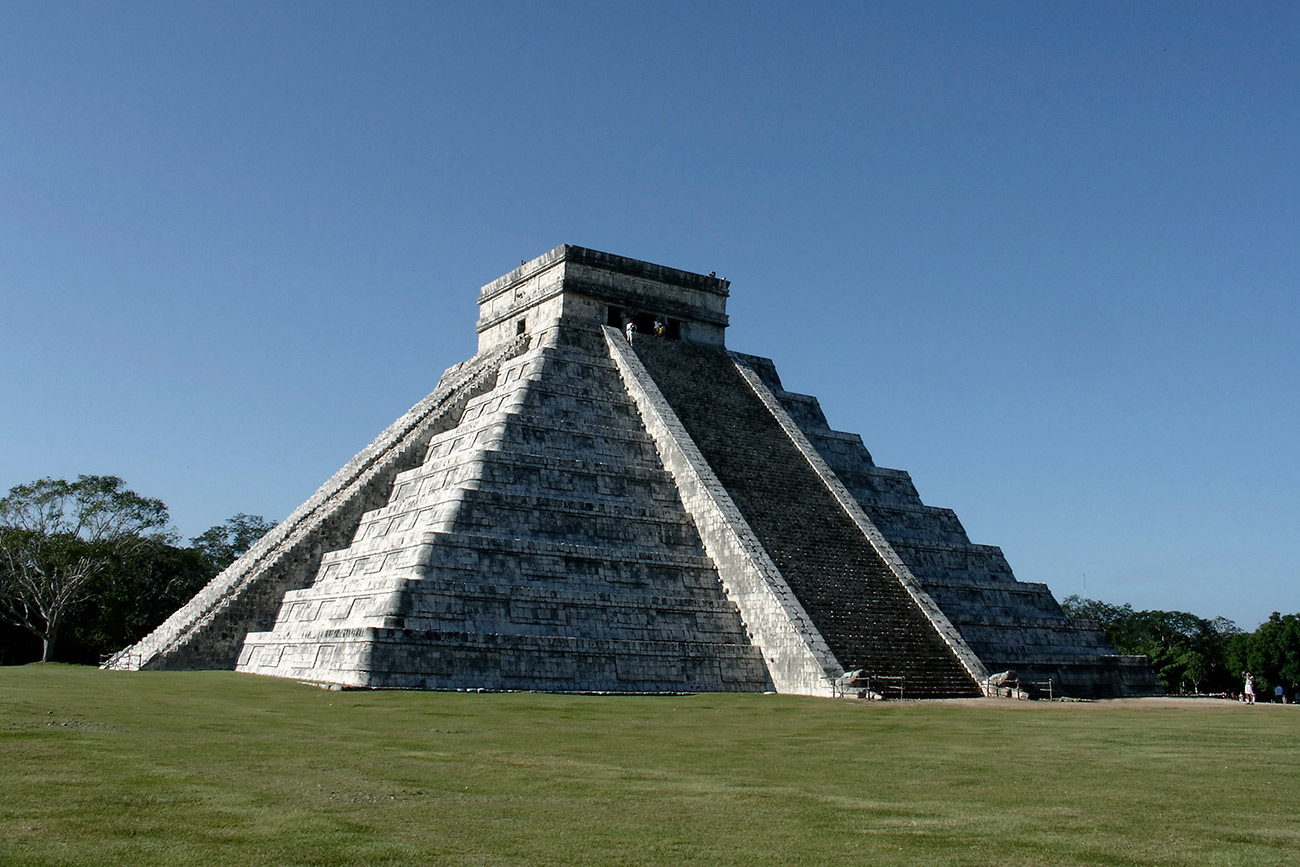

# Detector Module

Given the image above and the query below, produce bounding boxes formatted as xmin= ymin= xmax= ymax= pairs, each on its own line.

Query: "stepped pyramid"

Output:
xmin=107 ymin=245 xmax=1159 ymax=698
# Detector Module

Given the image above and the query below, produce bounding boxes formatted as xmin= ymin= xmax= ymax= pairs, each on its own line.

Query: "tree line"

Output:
xmin=0 ymin=475 xmax=274 ymax=665
xmin=1061 ymin=595 xmax=1300 ymax=698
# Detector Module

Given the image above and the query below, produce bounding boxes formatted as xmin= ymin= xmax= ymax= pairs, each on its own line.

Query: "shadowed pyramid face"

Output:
xmin=108 ymin=246 xmax=1159 ymax=700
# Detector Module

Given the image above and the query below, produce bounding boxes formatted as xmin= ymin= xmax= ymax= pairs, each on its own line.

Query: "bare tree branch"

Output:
xmin=0 ymin=475 xmax=171 ymax=661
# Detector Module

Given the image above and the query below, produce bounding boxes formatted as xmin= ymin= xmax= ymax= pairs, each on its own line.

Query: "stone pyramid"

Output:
xmin=107 ymin=245 xmax=1159 ymax=698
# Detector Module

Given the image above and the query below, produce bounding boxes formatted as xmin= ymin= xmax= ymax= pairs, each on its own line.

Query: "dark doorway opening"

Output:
xmin=607 ymin=306 xmax=681 ymax=340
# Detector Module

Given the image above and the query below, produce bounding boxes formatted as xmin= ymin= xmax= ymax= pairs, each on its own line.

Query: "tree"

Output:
xmin=1226 ymin=630 xmax=1253 ymax=691
xmin=66 ymin=542 xmax=216 ymax=663
xmin=1061 ymin=595 xmax=1240 ymax=693
xmin=1060 ymin=594 xmax=1132 ymax=628
xmin=1241 ymin=612 xmax=1300 ymax=697
xmin=190 ymin=513 xmax=276 ymax=572
xmin=0 ymin=476 xmax=170 ymax=662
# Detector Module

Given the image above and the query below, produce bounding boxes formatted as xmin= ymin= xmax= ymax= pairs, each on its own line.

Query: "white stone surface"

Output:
xmin=604 ymin=326 xmax=840 ymax=697
xmin=730 ymin=355 xmax=990 ymax=689
xmin=108 ymin=244 xmax=1157 ymax=698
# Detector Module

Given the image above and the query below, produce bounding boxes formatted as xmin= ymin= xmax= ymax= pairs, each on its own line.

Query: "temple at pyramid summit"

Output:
xmin=106 ymin=245 xmax=1160 ymax=698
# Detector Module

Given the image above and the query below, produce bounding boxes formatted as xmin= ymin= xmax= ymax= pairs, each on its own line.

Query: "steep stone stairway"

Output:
xmin=106 ymin=336 xmax=528 ymax=672
xmin=752 ymin=368 xmax=1157 ymax=696
xmin=238 ymin=324 xmax=773 ymax=692
xmin=635 ymin=337 xmax=981 ymax=698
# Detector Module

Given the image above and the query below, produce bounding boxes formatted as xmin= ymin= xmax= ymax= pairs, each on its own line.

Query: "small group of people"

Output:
xmin=1239 ymin=672 xmax=1295 ymax=704
xmin=623 ymin=315 xmax=666 ymax=344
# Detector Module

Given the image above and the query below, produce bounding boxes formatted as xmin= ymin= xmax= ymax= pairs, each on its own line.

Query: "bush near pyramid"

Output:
xmin=105 ymin=246 xmax=1160 ymax=698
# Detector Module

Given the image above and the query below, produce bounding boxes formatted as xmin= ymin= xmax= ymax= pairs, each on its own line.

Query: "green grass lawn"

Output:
xmin=1 ymin=666 xmax=1296 ymax=866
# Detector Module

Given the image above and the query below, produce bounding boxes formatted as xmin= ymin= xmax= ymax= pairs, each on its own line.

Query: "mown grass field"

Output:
xmin=1 ymin=665 xmax=1297 ymax=866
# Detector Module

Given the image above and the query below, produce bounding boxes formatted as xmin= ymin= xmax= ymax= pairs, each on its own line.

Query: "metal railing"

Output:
xmin=101 ymin=650 xmax=142 ymax=671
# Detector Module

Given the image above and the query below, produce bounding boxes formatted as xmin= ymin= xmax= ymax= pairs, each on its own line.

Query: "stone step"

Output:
xmin=347 ymin=453 xmax=684 ymax=543
xmin=418 ymin=530 xmax=718 ymax=572
xmin=239 ymin=626 xmax=772 ymax=692
xmin=858 ymin=503 xmax=971 ymax=546
xmin=404 ymin=578 xmax=750 ymax=617
xmin=417 ymin=416 xmax=667 ymax=469
xmin=419 ymin=560 xmax=728 ymax=598
xmin=453 ymin=485 xmax=698 ymax=523
xmin=103 ymin=337 xmax=531 ymax=673
xmin=493 ymin=415 xmax=659 ymax=454
xmin=421 ymin=416 xmax=512 ymax=464
xmin=511 ymin=373 xmax=645 ymax=410
xmin=883 ymin=541 xmax=1016 ymax=584
xmin=448 ymin=488 xmax=705 ymax=547
xmin=414 ymin=446 xmax=676 ymax=489
xmin=420 ymin=531 xmax=722 ymax=592
xmin=305 ymin=533 xmax=731 ymax=611
xmin=281 ymin=582 xmax=753 ymax=642
xmin=315 ymin=501 xmax=722 ymax=582
xmin=470 ymin=450 xmax=683 ymax=501
xmin=634 ymin=338 xmax=981 ymax=698
xmin=372 ymin=448 xmax=685 ymax=513
xmin=819 ymin=467 xmax=927 ymax=508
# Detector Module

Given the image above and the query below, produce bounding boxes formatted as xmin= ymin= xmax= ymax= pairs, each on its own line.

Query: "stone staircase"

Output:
xmin=634 ymin=337 xmax=981 ymax=698
xmin=113 ymin=243 xmax=1157 ymax=698
xmin=103 ymin=336 xmax=529 ymax=672
xmin=741 ymin=355 xmax=1161 ymax=697
xmin=236 ymin=323 xmax=773 ymax=692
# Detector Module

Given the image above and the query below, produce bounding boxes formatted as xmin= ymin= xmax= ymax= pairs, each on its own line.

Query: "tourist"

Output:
xmin=625 ymin=319 xmax=636 ymax=344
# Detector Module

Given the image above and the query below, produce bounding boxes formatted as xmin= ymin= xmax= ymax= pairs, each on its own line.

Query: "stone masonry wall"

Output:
xmin=739 ymin=352 xmax=1160 ymax=697
xmin=604 ymin=327 xmax=840 ymax=696
xmin=633 ymin=336 xmax=981 ymax=698
xmin=237 ymin=321 xmax=772 ymax=693
xmin=104 ymin=335 xmax=529 ymax=671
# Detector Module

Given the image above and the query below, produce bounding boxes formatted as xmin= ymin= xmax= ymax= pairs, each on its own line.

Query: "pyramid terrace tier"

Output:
xmin=109 ymin=245 xmax=1160 ymax=699
xmin=633 ymin=337 xmax=982 ymax=698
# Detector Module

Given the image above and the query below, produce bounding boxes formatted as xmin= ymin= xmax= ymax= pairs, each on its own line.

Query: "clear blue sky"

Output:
xmin=2 ymin=3 xmax=1296 ymax=630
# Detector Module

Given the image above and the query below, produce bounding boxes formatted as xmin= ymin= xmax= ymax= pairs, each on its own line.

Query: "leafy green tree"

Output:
xmin=0 ymin=476 xmax=170 ymax=661
xmin=1060 ymin=595 xmax=1132 ymax=628
xmin=1061 ymin=595 xmax=1240 ymax=693
xmin=1243 ymin=613 xmax=1300 ymax=698
xmin=191 ymin=513 xmax=276 ymax=573
xmin=65 ymin=543 xmax=216 ymax=663
xmin=1225 ymin=631 xmax=1253 ymax=691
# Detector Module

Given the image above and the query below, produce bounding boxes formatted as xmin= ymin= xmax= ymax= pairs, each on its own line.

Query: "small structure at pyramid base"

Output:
xmin=106 ymin=245 xmax=1161 ymax=699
